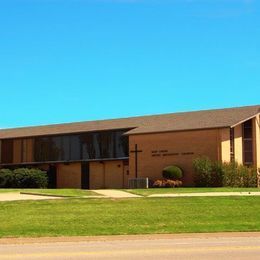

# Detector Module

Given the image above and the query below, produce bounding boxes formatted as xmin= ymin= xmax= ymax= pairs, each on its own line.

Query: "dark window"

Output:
xmin=1 ymin=139 xmax=13 ymax=164
xmin=1 ymin=130 xmax=129 ymax=164
xmin=62 ymin=136 xmax=70 ymax=161
xmin=21 ymin=139 xmax=26 ymax=162
xmin=98 ymin=132 xmax=114 ymax=158
xmin=114 ymin=131 xmax=129 ymax=158
xmin=32 ymin=130 xmax=129 ymax=163
xmin=81 ymin=133 xmax=96 ymax=159
xmin=49 ymin=136 xmax=63 ymax=161
xmin=230 ymin=128 xmax=235 ymax=162
xmin=70 ymin=135 xmax=81 ymax=160
xmin=243 ymin=119 xmax=253 ymax=165
xmin=243 ymin=127 xmax=252 ymax=139
xmin=35 ymin=137 xmax=50 ymax=162
xmin=92 ymin=133 xmax=101 ymax=159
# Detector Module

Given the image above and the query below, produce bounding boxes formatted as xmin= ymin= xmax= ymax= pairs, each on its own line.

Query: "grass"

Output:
xmin=0 ymin=196 xmax=260 ymax=238
xmin=0 ymin=189 xmax=20 ymax=193
xmin=0 ymin=189 xmax=99 ymax=197
xmin=125 ymin=187 xmax=260 ymax=196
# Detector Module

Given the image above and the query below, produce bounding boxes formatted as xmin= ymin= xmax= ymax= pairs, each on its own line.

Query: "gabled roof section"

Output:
xmin=0 ymin=105 xmax=259 ymax=139
xmin=125 ymin=105 xmax=260 ymax=135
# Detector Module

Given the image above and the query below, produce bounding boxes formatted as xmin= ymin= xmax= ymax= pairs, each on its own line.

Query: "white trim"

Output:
xmin=231 ymin=113 xmax=260 ymax=128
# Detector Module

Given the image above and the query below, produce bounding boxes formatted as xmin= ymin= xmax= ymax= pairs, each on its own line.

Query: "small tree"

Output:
xmin=162 ymin=166 xmax=183 ymax=180
xmin=193 ymin=156 xmax=213 ymax=187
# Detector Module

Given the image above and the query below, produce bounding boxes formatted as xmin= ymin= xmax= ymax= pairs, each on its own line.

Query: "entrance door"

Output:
xmin=88 ymin=161 xmax=124 ymax=189
xmin=104 ymin=161 xmax=124 ymax=189
xmin=81 ymin=162 xmax=90 ymax=189
xmin=47 ymin=165 xmax=57 ymax=188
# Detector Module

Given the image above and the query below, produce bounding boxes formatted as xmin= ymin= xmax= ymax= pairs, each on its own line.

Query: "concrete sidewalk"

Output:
xmin=0 ymin=192 xmax=62 ymax=202
xmin=92 ymin=190 xmax=260 ymax=199
xmin=148 ymin=191 xmax=260 ymax=198
xmin=93 ymin=189 xmax=142 ymax=198
xmin=1 ymin=190 xmax=260 ymax=201
xmin=0 ymin=190 xmax=141 ymax=201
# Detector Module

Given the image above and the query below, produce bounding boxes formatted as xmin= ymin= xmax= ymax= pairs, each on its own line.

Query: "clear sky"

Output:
xmin=0 ymin=0 xmax=259 ymax=128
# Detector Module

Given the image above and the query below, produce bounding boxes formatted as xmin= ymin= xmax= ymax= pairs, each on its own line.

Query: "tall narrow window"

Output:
xmin=243 ymin=119 xmax=253 ymax=165
xmin=1 ymin=139 xmax=13 ymax=164
xmin=230 ymin=128 xmax=235 ymax=162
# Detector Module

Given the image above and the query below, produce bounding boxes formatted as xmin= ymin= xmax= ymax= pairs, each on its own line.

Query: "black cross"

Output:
xmin=130 ymin=144 xmax=143 ymax=178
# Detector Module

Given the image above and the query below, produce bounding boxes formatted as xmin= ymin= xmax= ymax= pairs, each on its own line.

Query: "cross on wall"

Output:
xmin=130 ymin=144 xmax=143 ymax=178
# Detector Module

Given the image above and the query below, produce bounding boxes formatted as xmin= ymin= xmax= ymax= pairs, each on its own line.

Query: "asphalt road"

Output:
xmin=1 ymin=234 xmax=260 ymax=259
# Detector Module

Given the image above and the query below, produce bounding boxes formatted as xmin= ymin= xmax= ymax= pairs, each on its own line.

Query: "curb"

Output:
xmin=20 ymin=192 xmax=73 ymax=198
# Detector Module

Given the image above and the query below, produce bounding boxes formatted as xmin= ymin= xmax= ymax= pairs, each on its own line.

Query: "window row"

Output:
xmin=0 ymin=130 xmax=129 ymax=164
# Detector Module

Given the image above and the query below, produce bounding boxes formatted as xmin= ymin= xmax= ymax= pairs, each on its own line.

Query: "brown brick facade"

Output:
xmin=128 ymin=129 xmax=221 ymax=186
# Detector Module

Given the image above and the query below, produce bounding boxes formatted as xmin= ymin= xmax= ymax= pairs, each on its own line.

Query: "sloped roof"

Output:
xmin=0 ymin=105 xmax=259 ymax=139
xmin=125 ymin=105 xmax=260 ymax=135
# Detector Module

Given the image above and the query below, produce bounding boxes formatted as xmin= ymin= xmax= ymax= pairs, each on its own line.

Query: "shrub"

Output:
xmin=193 ymin=156 xmax=213 ymax=187
xmin=13 ymin=168 xmax=48 ymax=188
xmin=0 ymin=169 xmax=14 ymax=188
xmin=193 ymin=157 xmax=224 ymax=187
xmin=164 ymin=180 xmax=177 ymax=188
xmin=153 ymin=179 xmax=163 ymax=188
xmin=211 ymin=161 xmax=224 ymax=187
xmin=193 ymin=157 xmax=258 ymax=188
xmin=222 ymin=162 xmax=257 ymax=187
xmin=222 ymin=161 xmax=237 ymax=187
xmin=162 ymin=166 xmax=183 ymax=180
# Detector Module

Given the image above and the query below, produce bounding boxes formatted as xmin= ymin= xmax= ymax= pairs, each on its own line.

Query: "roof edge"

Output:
xmin=1 ymin=104 xmax=259 ymax=132
xmin=231 ymin=113 xmax=260 ymax=128
xmin=124 ymin=126 xmax=230 ymax=136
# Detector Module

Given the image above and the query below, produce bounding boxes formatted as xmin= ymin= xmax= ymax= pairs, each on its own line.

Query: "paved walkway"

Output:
xmin=0 ymin=192 xmax=62 ymax=202
xmin=0 ymin=190 xmax=140 ymax=201
xmin=1 ymin=190 xmax=260 ymax=201
xmin=93 ymin=189 xmax=141 ymax=198
xmin=92 ymin=190 xmax=260 ymax=198
xmin=149 ymin=191 xmax=260 ymax=197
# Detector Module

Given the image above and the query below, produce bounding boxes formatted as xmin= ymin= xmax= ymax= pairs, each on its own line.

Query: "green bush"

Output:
xmin=0 ymin=168 xmax=48 ymax=188
xmin=211 ymin=161 xmax=224 ymax=187
xmin=193 ymin=157 xmax=224 ymax=187
xmin=0 ymin=169 xmax=14 ymax=188
xmin=193 ymin=156 xmax=213 ymax=187
xmin=162 ymin=166 xmax=183 ymax=180
xmin=13 ymin=168 xmax=48 ymax=188
xmin=193 ymin=157 xmax=258 ymax=188
xmin=222 ymin=161 xmax=237 ymax=187
xmin=222 ymin=162 xmax=257 ymax=187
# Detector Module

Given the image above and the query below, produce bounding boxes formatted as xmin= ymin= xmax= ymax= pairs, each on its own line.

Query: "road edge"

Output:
xmin=1 ymin=232 xmax=260 ymax=245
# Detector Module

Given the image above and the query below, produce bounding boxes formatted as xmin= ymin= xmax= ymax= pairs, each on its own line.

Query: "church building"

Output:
xmin=0 ymin=105 xmax=259 ymax=188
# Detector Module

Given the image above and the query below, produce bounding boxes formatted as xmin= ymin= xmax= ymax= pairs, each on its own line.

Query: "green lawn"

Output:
xmin=0 ymin=189 xmax=99 ymax=197
xmin=125 ymin=187 xmax=260 ymax=196
xmin=0 ymin=197 xmax=260 ymax=238
xmin=0 ymin=189 xmax=20 ymax=193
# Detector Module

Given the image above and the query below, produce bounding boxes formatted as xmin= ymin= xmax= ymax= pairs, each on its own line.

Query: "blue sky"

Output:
xmin=0 ymin=0 xmax=259 ymax=128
